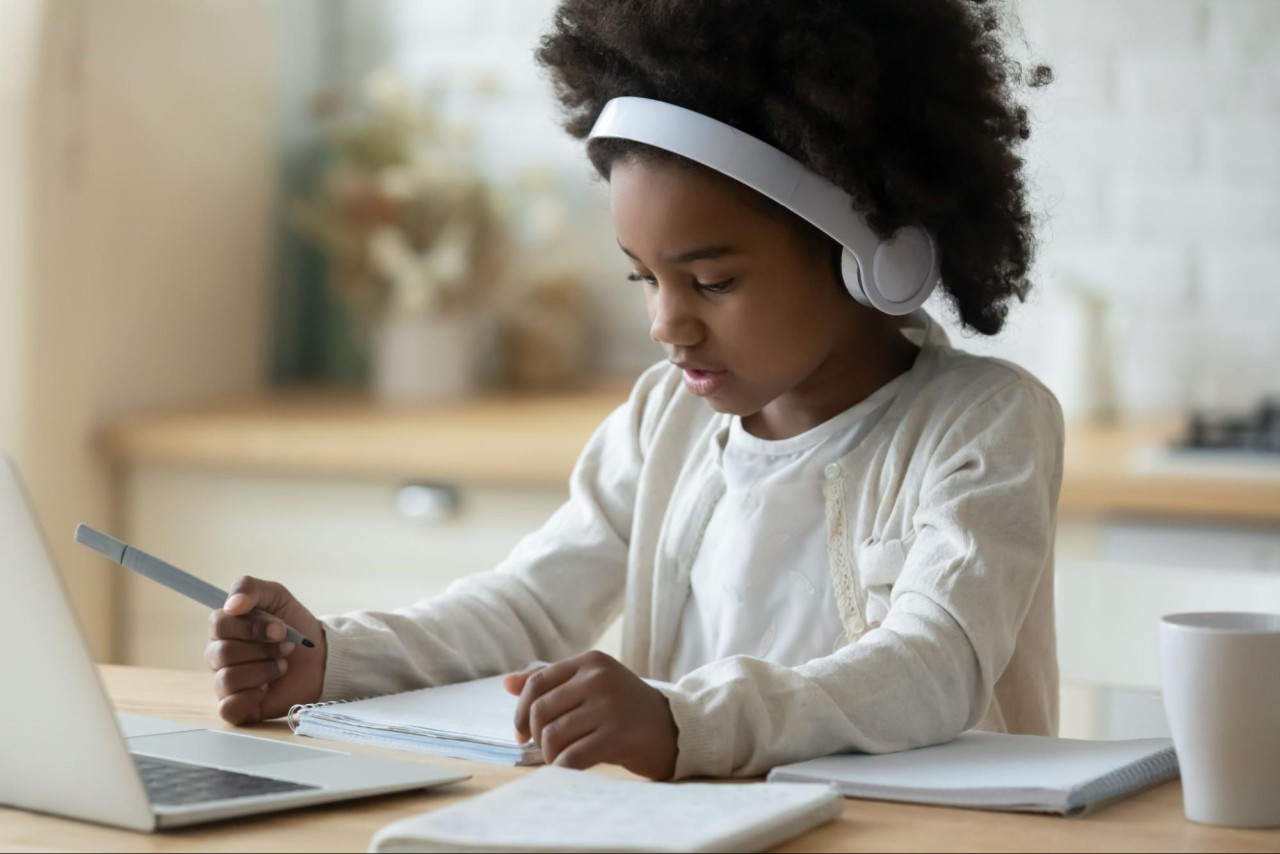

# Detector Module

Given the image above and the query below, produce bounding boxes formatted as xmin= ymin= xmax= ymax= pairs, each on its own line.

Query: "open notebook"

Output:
xmin=767 ymin=731 xmax=1179 ymax=816
xmin=288 ymin=673 xmax=542 ymax=765
xmin=368 ymin=766 xmax=843 ymax=853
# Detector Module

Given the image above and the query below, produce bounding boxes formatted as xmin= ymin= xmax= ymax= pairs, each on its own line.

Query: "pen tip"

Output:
xmin=302 ymin=639 xmax=315 ymax=648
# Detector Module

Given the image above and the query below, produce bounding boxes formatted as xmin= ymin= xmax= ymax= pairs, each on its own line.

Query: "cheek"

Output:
xmin=722 ymin=291 xmax=834 ymax=367
xmin=643 ymin=286 xmax=658 ymax=318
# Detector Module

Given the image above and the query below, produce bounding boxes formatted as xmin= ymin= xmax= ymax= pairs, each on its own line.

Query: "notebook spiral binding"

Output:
xmin=1067 ymin=747 xmax=1180 ymax=815
xmin=287 ymin=697 xmax=375 ymax=732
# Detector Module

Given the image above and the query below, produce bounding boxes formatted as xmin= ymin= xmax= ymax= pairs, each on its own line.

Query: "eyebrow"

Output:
xmin=616 ymin=239 xmax=740 ymax=265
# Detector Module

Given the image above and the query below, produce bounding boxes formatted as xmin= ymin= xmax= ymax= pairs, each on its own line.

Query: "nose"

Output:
xmin=647 ymin=282 xmax=704 ymax=348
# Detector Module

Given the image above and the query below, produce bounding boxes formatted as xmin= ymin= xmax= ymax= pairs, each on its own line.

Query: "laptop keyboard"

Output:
xmin=132 ymin=753 xmax=319 ymax=806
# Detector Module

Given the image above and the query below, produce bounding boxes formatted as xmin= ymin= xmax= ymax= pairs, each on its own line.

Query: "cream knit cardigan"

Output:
xmin=319 ymin=312 xmax=1065 ymax=779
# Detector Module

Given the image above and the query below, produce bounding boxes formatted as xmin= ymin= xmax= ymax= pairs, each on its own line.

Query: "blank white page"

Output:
xmin=316 ymin=674 xmax=526 ymax=745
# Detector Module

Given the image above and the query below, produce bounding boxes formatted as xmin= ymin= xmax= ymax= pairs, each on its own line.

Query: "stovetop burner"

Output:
xmin=1178 ymin=399 xmax=1280 ymax=455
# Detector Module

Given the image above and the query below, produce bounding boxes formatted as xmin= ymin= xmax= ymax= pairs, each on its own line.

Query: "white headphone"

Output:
xmin=587 ymin=96 xmax=941 ymax=315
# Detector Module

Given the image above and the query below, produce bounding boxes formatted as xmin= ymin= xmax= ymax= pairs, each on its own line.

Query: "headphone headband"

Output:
xmin=587 ymin=96 xmax=940 ymax=314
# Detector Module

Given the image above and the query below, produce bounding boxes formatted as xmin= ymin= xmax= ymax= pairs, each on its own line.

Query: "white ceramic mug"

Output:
xmin=1159 ymin=612 xmax=1280 ymax=827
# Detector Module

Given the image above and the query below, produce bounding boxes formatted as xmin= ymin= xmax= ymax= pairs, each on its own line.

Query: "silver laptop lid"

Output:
xmin=0 ymin=455 xmax=155 ymax=832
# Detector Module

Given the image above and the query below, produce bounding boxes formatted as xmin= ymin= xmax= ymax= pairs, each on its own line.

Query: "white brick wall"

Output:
xmin=378 ymin=0 xmax=1280 ymax=414
xmin=952 ymin=0 xmax=1280 ymax=418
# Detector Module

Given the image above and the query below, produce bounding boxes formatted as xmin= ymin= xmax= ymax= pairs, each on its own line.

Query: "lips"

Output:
xmin=671 ymin=360 xmax=725 ymax=373
xmin=672 ymin=361 xmax=729 ymax=397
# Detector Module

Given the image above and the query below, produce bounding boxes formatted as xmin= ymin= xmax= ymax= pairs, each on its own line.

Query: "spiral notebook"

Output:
xmin=766 ymin=732 xmax=1178 ymax=816
xmin=368 ymin=766 xmax=843 ymax=853
xmin=288 ymin=673 xmax=542 ymax=765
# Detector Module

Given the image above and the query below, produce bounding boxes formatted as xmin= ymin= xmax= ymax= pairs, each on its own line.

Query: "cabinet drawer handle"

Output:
xmin=395 ymin=483 xmax=461 ymax=523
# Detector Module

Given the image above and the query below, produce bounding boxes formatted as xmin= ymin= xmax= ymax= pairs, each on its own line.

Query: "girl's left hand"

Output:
xmin=503 ymin=650 xmax=679 ymax=780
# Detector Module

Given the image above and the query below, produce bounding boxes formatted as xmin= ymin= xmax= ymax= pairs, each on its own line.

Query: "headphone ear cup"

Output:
xmin=872 ymin=225 xmax=935 ymax=305
xmin=839 ymin=247 xmax=872 ymax=308
xmin=840 ymin=227 xmax=939 ymax=315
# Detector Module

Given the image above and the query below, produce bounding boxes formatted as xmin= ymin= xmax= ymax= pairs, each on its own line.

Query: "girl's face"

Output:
xmin=609 ymin=157 xmax=915 ymax=439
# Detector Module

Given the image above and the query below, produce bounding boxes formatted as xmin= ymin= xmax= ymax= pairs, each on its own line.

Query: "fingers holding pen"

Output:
xmin=208 ymin=607 xmax=289 ymax=644
xmin=198 ymin=574 xmax=327 ymax=725
xmin=218 ymin=686 xmax=273 ymax=726
xmin=205 ymin=638 xmax=295 ymax=670
xmin=212 ymin=656 xmax=289 ymax=700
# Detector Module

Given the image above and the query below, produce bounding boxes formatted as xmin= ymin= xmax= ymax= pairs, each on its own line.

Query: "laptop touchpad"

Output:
xmin=129 ymin=729 xmax=345 ymax=768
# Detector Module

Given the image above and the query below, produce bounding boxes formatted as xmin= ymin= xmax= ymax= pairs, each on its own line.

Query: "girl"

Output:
xmin=207 ymin=0 xmax=1061 ymax=782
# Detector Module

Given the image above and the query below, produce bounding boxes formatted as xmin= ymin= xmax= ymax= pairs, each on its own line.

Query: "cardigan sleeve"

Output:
xmin=316 ymin=366 xmax=670 ymax=701
xmin=656 ymin=377 xmax=1065 ymax=779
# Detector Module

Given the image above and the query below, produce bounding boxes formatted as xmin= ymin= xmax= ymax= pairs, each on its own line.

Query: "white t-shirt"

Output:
xmin=669 ymin=373 xmax=907 ymax=676
xmin=319 ymin=309 xmax=1066 ymax=779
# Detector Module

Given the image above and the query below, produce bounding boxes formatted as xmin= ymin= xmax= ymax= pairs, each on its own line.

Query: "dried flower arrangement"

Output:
xmin=292 ymin=70 xmax=508 ymax=329
xmin=292 ymin=68 xmax=589 ymax=392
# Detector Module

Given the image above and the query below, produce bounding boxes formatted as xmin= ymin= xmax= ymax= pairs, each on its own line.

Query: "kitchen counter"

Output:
xmin=1060 ymin=419 xmax=1280 ymax=522
xmin=99 ymin=381 xmax=634 ymax=488
xmin=100 ymin=383 xmax=1280 ymax=522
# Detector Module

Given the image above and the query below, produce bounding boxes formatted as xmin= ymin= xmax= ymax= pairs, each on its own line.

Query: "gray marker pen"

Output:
xmin=74 ymin=523 xmax=315 ymax=649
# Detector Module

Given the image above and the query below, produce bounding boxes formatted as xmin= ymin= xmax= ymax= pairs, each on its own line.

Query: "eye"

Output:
xmin=626 ymin=273 xmax=735 ymax=294
xmin=697 ymin=279 xmax=734 ymax=294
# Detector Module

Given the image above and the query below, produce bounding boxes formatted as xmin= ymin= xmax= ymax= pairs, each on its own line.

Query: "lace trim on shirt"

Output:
xmin=823 ymin=475 xmax=867 ymax=642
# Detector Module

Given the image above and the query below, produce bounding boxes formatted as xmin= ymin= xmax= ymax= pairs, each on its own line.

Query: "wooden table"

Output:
xmin=2 ymin=667 xmax=1278 ymax=852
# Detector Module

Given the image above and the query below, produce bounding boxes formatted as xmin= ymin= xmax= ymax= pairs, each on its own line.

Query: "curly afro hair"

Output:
xmin=534 ymin=0 xmax=1052 ymax=335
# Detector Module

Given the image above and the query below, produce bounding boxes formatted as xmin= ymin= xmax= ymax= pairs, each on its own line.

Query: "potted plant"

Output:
xmin=292 ymin=69 xmax=507 ymax=403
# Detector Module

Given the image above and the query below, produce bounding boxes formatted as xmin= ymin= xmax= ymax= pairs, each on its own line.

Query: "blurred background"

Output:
xmin=2 ymin=0 xmax=1278 ymax=741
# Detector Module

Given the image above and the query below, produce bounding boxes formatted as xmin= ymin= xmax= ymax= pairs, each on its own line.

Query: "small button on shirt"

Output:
xmin=669 ymin=373 xmax=906 ymax=676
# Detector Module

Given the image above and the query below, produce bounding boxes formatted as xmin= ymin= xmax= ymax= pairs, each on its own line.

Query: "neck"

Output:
xmin=743 ymin=314 xmax=920 ymax=441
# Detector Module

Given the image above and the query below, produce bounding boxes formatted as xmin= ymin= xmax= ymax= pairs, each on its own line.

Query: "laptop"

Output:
xmin=0 ymin=455 xmax=469 ymax=831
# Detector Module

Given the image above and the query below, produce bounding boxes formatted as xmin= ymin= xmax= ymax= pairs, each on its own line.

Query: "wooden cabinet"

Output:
xmin=116 ymin=466 xmax=605 ymax=669
xmin=102 ymin=384 xmax=634 ymax=670
xmin=1055 ymin=511 xmax=1280 ymax=739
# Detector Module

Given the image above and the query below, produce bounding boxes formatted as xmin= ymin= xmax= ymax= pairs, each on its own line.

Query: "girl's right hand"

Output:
xmin=205 ymin=575 xmax=327 ymax=725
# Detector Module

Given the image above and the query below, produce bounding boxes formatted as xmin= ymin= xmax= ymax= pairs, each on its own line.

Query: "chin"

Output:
xmin=703 ymin=395 xmax=762 ymax=419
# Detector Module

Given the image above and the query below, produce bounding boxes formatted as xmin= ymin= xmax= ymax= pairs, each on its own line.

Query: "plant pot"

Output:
xmin=371 ymin=311 xmax=477 ymax=404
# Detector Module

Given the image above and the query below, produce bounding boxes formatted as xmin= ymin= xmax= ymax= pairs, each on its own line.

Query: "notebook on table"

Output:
xmin=368 ymin=766 xmax=843 ymax=853
xmin=766 ymin=731 xmax=1178 ymax=816
xmin=288 ymin=673 xmax=542 ymax=766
